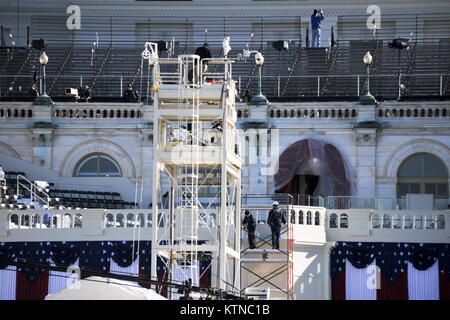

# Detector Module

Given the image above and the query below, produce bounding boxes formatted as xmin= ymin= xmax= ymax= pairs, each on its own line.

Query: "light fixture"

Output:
xmin=34 ymin=50 xmax=53 ymax=106
xmin=39 ymin=51 xmax=48 ymax=65
xmin=241 ymin=49 xmax=269 ymax=106
xmin=358 ymin=51 xmax=377 ymax=105
xmin=363 ymin=51 xmax=372 ymax=65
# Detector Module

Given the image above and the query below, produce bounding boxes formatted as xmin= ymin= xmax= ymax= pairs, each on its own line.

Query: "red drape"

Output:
xmin=331 ymin=265 xmax=346 ymax=300
xmin=138 ymin=267 xmax=151 ymax=289
xmin=15 ymin=270 xmax=49 ymax=300
xmin=439 ymin=272 xmax=450 ymax=300
xmin=199 ymin=265 xmax=211 ymax=288
xmin=377 ymin=269 xmax=409 ymax=300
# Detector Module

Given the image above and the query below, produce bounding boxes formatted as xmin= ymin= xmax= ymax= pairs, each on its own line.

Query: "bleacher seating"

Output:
xmin=0 ymin=170 xmax=134 ymax=210
xmin=1 ymin=13 xmax=449 ymax=99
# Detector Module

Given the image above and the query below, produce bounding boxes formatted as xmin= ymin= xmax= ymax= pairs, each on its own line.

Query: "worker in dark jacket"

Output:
xmin=267 ymin=201 xmax=286 ymax=250
xmin=123 ymin=84 xmax=139 ymax=102
xmin=243 ymin=210 xmax=256 ymax=249
xmin=195 ymin=42 xmax=212 ymax=71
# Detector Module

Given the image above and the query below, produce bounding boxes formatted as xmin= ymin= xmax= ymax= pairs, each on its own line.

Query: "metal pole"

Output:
xmin=317 ymin=77 xmax=320 ymax=96
xmin=238 ymin=76 xmax=241 ymax=97
xmin=440 ymin=75 xmax=443 ymax=96
xmin=120 ymin=76 xmax=123 ymax=97
xmin=357 ymin=75 xmax=360 ymax=96
xmin=42 ymin=63 xmax=46 ymax=95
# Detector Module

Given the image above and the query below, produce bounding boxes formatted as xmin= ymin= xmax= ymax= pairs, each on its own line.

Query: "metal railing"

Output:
xmin=2 ymin=73 xmax=449 ymax=99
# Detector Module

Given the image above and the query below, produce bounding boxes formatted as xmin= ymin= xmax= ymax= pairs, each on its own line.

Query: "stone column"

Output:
xmin=353 ymin=128 xmax=377 ymax=197
xmin=138 ymin=124 xmax=153 ymax=207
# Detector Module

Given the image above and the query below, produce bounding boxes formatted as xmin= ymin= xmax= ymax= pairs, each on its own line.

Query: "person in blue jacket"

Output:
xmin=311 ymin=9 xmax=325 ymax=47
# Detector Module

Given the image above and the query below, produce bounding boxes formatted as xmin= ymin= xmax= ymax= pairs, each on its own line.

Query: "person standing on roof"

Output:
xmin=311 ymin=9 xmax=325 ymax=48
xmin=267 ymin=201 xmax=286 ymax=250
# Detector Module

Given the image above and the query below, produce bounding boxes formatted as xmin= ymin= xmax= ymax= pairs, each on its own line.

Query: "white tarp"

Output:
xmin=44 ymin=276 xmax=167 ymax=300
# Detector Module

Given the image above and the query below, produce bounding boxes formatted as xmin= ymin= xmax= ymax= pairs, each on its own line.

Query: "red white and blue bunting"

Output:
xmin=331 ymin=242 xmax=450 ymax=300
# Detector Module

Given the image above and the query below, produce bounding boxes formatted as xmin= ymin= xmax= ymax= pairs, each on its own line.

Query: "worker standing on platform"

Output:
xmin=243 ymin=210 xmax=257 ymax=249
xmin=268 ymin=201 xmax=286 ymax=250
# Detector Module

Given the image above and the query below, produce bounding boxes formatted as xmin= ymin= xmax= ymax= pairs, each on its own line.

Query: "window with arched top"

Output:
xmin=425 ymin=214 xmax=434 ymax=229
xmin=404 ymin=214 xmax=412 ymax=229
xmin=397 ymin=153 xmax=448 ymax=199
xmin=298 ymin=210 xmax=304 ymax=224
xmin=340 ymin=213 xmax=348 ymax=228
xmin=329 ymin=213 xmax=338 ymax=228
xmin=31 ymin=214 xmax=40 ymax=228
xmin=437 ymin=214 xmax=445 ymax=229
xmin=105 ymin=213 xmax=114 ymax=228
xmin=306 ymin=211 xmax=312 ymax=225
xmin=393 ymin=214 xmax=402 ymax=229
xmin=383 ymin=214 xmax=392 ymax=229
xmin=126 ymin=213 xmax=135 ymax=228
xmin=414 ymin=215 xmax=423 ymax=229
xmin=314 ymin=212 xmax=320 ymax=225
xmin=74 ymin=154 xmax=122 ymax=177
xmin=371 ymin=213 xmax=380 ymax=229
xmin=116 ymin=213 xmax=124 ymax=227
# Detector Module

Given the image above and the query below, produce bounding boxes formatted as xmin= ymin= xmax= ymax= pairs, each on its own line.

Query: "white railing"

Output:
xmin=7 ymin=210 xmax=83 ymax=230
xmin=327 ymin=196 xmax=397 ymax=210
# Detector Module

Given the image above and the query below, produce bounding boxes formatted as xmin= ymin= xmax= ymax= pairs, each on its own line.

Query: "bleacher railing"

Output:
xmin=1 ymin=73 xmax=449 ymax=99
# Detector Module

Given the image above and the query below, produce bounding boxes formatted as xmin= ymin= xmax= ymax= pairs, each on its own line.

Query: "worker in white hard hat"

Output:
xmin=267 ymin=201 xmax=286 ymax=250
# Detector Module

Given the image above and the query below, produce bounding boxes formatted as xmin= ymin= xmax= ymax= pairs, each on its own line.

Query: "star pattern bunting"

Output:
xmin=0 ymin=241 xmax=153 ymax=283
xmin=331 ymin=242 xmax=450 ymax=283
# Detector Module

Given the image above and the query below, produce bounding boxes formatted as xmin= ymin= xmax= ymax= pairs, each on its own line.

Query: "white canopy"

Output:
xmin=45 ymin=276 xmax=167 ymax=300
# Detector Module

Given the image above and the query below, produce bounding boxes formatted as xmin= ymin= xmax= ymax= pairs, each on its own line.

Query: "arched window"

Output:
xmin=436 ymin=214 xmax=445 ymax=229
xmin=306 ymin=211 xmax=312 ymax=225
xmin=383 ymin=214 xmax=392 ymax=228
xmin=329 ymin=213 xmax=338 ymax=228
xmin=371 ymin=213 xmax=380 ymax=229
xmin=340 ymin=213 xmax=348 ymax=228
xmin=75 ymin=154 xmax=122 ymax=177
xmin=404 ymin=214 xmax=412 ymax=229
xmin=314 ymin=212 xmax=320 ymax=225
xmin=393 ymin=214 xmax=402 ymax=229
xmin=397 ymin=153 xmax=448 ymax=199
xmin=298 ymin=210 xmax=304 ymax=224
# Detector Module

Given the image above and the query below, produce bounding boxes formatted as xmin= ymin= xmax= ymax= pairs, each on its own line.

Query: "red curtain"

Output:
xmin=138 ymin=267 xmax=151 ymax=289
xmin=199 ymin=264 xmax=211 ymax=288
xmin=439 ymin=272 xmax=450 ymax=300
xmin=377 ymin=270 xmax=409 ymax=300
xmin=331 ymin=265 xmax=346 ymax=300
xmin=15 ymin=270 xmax=49 ymax=300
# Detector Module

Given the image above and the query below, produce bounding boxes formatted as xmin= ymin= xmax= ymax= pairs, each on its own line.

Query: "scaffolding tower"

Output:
xmin=149 ymin=47 xmax=242 ymax=298
xmin=241 ymin=194 xmax=294 ymax=300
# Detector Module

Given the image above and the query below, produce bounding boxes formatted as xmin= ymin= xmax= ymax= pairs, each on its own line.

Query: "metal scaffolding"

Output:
xmin=241 ymin=194 xmax=294 ymax=300
xmin=149 ymin=45 xmax=242 ymax=298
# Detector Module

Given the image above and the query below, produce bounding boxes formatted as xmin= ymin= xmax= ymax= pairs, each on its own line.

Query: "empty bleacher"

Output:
xmin=0 ymin=170 xmax=134 ymax=210
xmin=1 ymin=13 xmax=449 ymax=100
